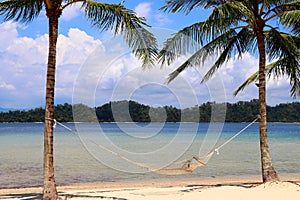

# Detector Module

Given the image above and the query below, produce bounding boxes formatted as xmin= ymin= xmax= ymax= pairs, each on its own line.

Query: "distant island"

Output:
xmin=0 ymin=99 xmax=299 ymax=123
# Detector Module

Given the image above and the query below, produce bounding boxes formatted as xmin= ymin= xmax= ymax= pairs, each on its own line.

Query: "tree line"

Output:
xmin=0 ymin=99 xmax=299 ymax=123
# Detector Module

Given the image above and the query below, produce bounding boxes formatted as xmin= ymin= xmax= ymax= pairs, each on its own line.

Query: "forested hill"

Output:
xmin=0 ymin=99 xmax=299 ymax=123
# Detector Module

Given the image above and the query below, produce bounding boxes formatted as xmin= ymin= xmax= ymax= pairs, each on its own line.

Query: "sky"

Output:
xmin=0 ymin=0 xmax=298 ymax=110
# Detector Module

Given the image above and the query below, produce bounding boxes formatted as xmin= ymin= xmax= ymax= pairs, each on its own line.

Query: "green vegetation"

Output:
xmin=1 ymin=99 xmax=299 ymax=123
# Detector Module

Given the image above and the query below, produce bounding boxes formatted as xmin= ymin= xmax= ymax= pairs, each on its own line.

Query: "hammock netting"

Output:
xmin=149 ymin=152 xmax=214 ymax=175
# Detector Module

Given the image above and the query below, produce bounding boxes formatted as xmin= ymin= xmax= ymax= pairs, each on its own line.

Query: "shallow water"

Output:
xmin=0 ymin=122 xmax=299 ymax=188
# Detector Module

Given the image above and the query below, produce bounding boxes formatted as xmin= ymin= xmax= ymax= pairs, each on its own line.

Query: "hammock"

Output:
xmin=152 ymin=155 xmax=211 ymax=175
xmin=52 ymin=117 xmax=258 ymax=175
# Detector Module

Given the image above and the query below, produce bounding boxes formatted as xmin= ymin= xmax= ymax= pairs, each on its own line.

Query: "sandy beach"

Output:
xmin=1 ymin=178 xmax=299 ymax=200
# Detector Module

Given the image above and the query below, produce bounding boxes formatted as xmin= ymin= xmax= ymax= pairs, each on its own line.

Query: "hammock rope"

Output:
xmin=50 ymin=116 xmax=259 ymax=175
xmin=213 ymin=116 xmax=259 ymax=155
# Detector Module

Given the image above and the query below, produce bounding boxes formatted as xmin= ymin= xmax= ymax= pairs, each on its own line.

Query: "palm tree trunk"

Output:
xmin=257 ymin=32 xmax=279 ymax=183
xmin=43 ymin=14 xmax=59 ymax=200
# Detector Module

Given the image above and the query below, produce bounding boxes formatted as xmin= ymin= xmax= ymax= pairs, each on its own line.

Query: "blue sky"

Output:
xmin=0 ymin=0 xmax=298 ymax=110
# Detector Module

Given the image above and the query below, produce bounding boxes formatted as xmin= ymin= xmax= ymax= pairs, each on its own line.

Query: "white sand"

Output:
xmin=0 ymin=181 xmax=299 ymax=200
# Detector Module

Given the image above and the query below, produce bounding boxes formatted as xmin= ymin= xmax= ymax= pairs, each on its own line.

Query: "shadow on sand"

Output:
xmin=0 ymin=192 xmax=43 ymax=200
xmin=0 ymin=192 xmax=128 ymax=200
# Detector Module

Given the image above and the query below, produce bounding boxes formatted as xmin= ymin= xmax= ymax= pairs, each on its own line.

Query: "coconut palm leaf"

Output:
xmin=84 ymin=1 xmax=158 ymax=67
xmin=159 ymin=22 xmax=205 ymax=66
xmin=267 ymin=0 xmax=300 ymax=16
xmin=233 ymin=68 xmax=259 ymax=96
xmin=160 ymin=1 xmax=252 ymax=66
xmin=166 ymin=27 xmax=255 ymax=83
xmin=234 ymin=56 xmax=300 ymax=97
xmin=268 ymin=59 xmax=300 ymax=97
xmin=201 ymin=28 xmax=256 ymax=82
xmin=280 ymin=10 xmax=300 ymax=34
xmin=266 ymin=29 xmax=300 ymax=60
xmin=166 ymin=29 xmax=237 ymax=83
xmin=160 ymin=0 xmax=223 ymax=14
xmin=200 ymin=2 xmax=252 ymax=40
xmin=235 ymin=30 xmax=300 ymax=96
xmin=0 ymin=0 xmax=43 ymax=23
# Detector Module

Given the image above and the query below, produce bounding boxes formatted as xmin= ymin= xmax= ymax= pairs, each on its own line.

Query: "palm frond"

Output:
xmin=224 ymin=1 xmax=254 ymax=21
xmin=233 ymin=61 xmax=279 ymax=96
xmin=160 ymin=1 xmax=255 ymax=68
xmin=199 ymin=1 xmax=255 ymax=42
xmin=265 ymin=28 xmax=300 ymax=60
xmin=280 ymin=10 xmax=300 ymax=34
xmin=160 ymin=0 xmax=223 ymax=14
xmin=62 ymin=0 xmax=85 ymax=9
xmin=167 ymin=28 xmax=255 ymax=83
xmin=167 ymin=60 xmax=190 ymax=83
xmin=0 ymin=0 xmax=43 ymax=23
xmin=166 ymin=29 xmax=235 ymax=83
xmin=159 ymin=22 xmax=204 ymax=66
xmin=267 ymin=57 xmax=300 ymax=97
xmin=235 ymin=57 xmax=300 ymax=97
xmin=84 ymin=1 xmax=158 ymax=67
xmin=201 ymin=28 xmax=255 ymax=83
xmin=236 ymin=27 xmax=300 ymax=97
xmin=263 ymin=0 xmax=282 ymax=8
xmin=201 ymin=4 xmax=240 ymax=40
xmin=269 ymin=0 xmax=300 ymax=15
xmin=233 ymin=70 xmax=259 ymax=96
xmin=263 ymin=0 xmax=300 ymax=22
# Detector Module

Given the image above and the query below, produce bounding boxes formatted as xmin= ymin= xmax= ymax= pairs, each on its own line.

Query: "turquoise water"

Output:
xmin=0 ymin=122 xmax=299 ymax=188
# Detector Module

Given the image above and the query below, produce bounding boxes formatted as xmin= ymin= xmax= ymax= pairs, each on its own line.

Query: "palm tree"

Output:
xmin=0 ymin=0 xmax=157 ymax=199
xmin=159 ymin=0 xmax=300 ymax=182
xmin=234 ymin=56 xmax=300 ymax=97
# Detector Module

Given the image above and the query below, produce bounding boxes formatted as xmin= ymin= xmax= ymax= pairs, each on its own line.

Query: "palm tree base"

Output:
xmin=263 ymin=168 xmax=280 ymax=183
xmin=43 ymin=181 xmax=59 ymax=200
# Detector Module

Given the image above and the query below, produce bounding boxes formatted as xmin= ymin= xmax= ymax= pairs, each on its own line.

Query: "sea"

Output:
xmin=0 ymin=122 xmax=299 ymax=188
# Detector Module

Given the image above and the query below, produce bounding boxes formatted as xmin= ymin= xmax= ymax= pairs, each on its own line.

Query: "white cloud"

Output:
xmin=0 ymin=21 xmax=19 ymax=50
xmin=209 ymin=53 xmax=258 ymax=100
xmin=154 ymin=13 xmax=172 ymax=26
xmin=82 ymin=28 xmax=297 ymax=108
xmin=134 ymin=2 xmax=152 ymax=18
xmin=0 ymin=22 xmax=103 ymax=109
xmin=0 ymin=82 xmax=15 ymax=90
xmin=61 ymin=3 xmax=83 ymax=21
xmin=57 ymin=28 xmax=102 ymax=65
xmin=82 ymin=48 xmax=223 ymax=107
xmin=6 ymin=35 xmax=48 ymax=66
xmin=0 ymin=22 xmax=297 ymax=109
xmin=210 ymin=53 xmax=297 ymax=105
xmin=133 ymin=2 xmax=172 ymax=27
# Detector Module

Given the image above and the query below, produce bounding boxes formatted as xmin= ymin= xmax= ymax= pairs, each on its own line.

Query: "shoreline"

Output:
xmin=1 ymin=176 xmax=300 ymax=200
xmin=2 ymin=174 xmax=300 ymax=190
